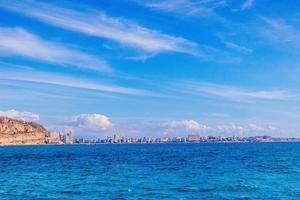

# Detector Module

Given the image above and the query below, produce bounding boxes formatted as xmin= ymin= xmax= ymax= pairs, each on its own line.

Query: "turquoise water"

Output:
xmin=1 ymin=143 xmax=300 ymax=199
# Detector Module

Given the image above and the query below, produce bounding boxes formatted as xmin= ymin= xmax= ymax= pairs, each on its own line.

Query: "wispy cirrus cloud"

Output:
xmin=240 ymin=0 xmax=255 ymax=10
xmin=0 ymin=27 xmax=111 ymax=72
xmin=202 ymin=112 xmax=230 ymax=118
xmin=216 ymin=33 xmax=253 ymax=54
xmin=177 ymin=81 xmax=292 ymax=102
xmin=0 ymin=0 xmax=198 ymax=56
xmin=134 ymin=0 xmax=227 ymax=17
xmin=224 ymin=41 xmax=253 ymax=54
xmin=0 ymin=67 xmax=154 ymax=96
xmin=259 ymin=16 xmax=300 ymax=44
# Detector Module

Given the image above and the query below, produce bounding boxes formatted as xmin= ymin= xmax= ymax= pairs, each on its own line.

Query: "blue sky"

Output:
xmin=0 ymin=0 xmax=300 ymax=138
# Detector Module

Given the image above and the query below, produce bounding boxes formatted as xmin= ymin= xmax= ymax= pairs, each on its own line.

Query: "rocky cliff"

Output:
xmin=0 ymin=117 xmax=48 ymax=145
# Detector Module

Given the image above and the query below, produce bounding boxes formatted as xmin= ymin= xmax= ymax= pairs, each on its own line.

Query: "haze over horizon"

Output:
xmin=0 ymin=0 xmax=300 ymax=138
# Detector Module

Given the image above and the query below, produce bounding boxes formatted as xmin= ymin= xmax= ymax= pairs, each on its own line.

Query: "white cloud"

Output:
xmin=224 ymin=41 xmax=253 ymax=54
xmin=259 ymin=17 xmax=300 ymax=44
xmin=135 ymin=0 xmax=227 ymax=17
xmin=0 ymin=67 xmax=153 ymax=96
xmin=68 ymin=114 xmax=113 ymax=132
xmin=0 ymin=0 xmax=198 ymax=55
xmin=240 ymin=0 xmax=254 ymax=10
xmin=0 ymin=27 xmax=111 ymax=72
xmin=178 ymin=81 xmax=292 ymax=102
xmin=165 ymin=119 xmax=208 ymax=131
xmin=213 ymin=123 xmax=278 ymax=136
xmin=50 ymin=118 xmax=280 ymax=138
xmin=0 ymin=109 xmax=39 ymax=122
xmin=163 ymin=119 xmax=278 ymax=136
xmin=202 ymin=113 xmax=230 ymax=118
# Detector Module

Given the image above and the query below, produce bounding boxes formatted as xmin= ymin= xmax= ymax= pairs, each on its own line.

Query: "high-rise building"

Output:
xmin=187 ymin=134 xmax=201 ymax=142
xmin=48 ymin=132 xmax=61 ymax=144
xmin=113 ymin=134 xmax=122 ymax=143
xmin=63 ymin=131 xmax=73 ymax=144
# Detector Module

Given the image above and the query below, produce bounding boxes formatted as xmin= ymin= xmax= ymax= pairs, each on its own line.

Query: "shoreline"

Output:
xmin=2 ymin=140 xmax=300 ymax=147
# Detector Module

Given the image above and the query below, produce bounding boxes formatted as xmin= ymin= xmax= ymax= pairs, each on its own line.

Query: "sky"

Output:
xmin=0 ymin=0 xmax=300 ymax=138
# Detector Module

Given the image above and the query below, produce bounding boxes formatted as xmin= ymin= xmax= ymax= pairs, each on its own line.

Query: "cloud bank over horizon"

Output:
xmin=0 ymin=109 xmax=281 ymax=138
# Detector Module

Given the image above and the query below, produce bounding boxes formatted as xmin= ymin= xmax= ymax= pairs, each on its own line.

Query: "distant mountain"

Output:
xmin=0 ymin=117 xmax=48 ymax=145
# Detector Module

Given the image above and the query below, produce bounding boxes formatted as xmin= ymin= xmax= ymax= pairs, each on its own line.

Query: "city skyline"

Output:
xmin=1 ymin=0 xmax=300 ymax=138
xmin=74 ymin=134 xmax=300 ymax=144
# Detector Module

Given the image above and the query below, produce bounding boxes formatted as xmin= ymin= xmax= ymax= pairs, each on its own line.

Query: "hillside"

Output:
xmin=0 ymin=117 xmax=48 ymax=145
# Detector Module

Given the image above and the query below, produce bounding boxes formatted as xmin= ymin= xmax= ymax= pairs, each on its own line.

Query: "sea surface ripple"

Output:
xmin=0 ymin=143 xmax=300 ymax=199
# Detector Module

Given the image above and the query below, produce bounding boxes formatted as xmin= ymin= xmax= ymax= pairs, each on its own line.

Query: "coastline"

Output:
xmin=2 ymin=140 xmax=300 ymax=147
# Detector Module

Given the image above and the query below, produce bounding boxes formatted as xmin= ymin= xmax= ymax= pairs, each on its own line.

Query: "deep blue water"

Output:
xmin=1 ymin=143 xmax=300 ymax=199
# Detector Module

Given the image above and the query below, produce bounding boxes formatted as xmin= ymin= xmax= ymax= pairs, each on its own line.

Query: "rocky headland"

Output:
xmin=0 ymin=117 xmax=48 ymax=145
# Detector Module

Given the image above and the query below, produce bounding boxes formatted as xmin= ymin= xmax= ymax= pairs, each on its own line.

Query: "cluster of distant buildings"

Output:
xmin=45 ymin=131 xmax=73 ymax=144
xmin=73 ymin=134 xmax=300 ymax=144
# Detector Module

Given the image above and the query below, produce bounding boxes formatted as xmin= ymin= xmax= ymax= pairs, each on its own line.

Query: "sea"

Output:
xmin=0 ymin=143 xmax=300 ymax=200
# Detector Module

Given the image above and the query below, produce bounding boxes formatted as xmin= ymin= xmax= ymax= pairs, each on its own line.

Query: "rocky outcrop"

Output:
xmin=0 ymin=117 xmax=48 ymax=145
